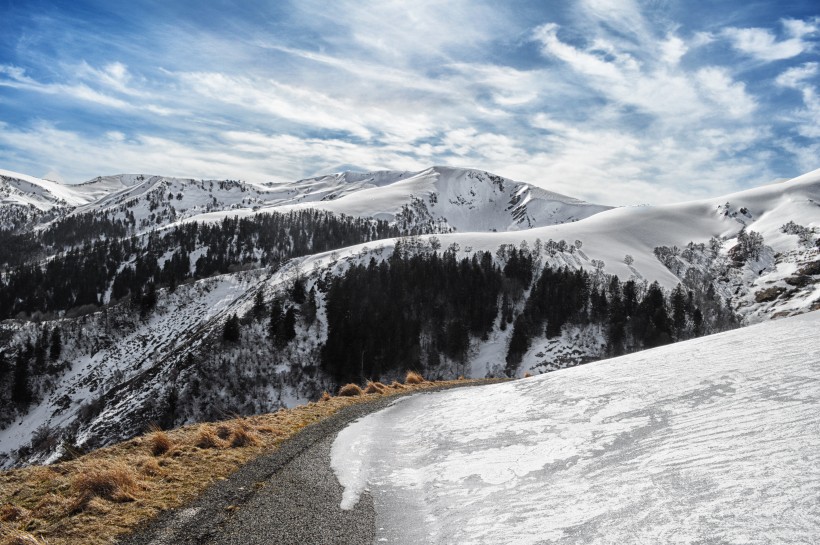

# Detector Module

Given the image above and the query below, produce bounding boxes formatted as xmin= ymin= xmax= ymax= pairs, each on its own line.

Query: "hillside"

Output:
xmin=332 ymin=310 xmax=820 ymax=544
xmin=0 ymin=166 xmax=818 ymax=468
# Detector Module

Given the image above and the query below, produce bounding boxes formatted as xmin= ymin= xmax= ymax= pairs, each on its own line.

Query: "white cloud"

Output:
xmin=660 ymin=35 xmax=688 ymax=66
xmin=775 ymin=63 xmax=820 ymax=138
xmin=723 ymin=18 xmax=818 ymax=62
xmin=293 ymin=0 xmax=511 ymax=62
xmin=695 ymin=67 xmax=757 ymax=118
xmin=532 ymin=23 xmax=756 ymax=123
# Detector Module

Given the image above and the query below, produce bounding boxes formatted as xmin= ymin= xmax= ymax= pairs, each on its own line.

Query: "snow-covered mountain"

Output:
xmin=265 ymin=166 xmax=612 ymax=232
xmin=331 ymin=310 xmax=820 ymax=544
xmin=0 ymin=164 xmax=818 ymax=468
xmin=0 ymin=166 xmax=611 ymax=237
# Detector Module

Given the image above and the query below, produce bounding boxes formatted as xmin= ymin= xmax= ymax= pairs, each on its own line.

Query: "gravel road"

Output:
xmin=118 ymin=382 xmax=496 ymax=545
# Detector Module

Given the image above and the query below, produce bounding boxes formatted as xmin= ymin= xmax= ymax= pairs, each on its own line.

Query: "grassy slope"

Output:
xmin=0 ymin=376 xmax=492 ymax=545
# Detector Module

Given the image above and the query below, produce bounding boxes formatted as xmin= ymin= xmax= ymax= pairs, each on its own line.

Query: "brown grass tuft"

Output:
xmin=215 ymin=425 xmax=232 ymax=440
xmin=71 ymin=462 xmax=139 ymax=504
xmin=0 ymin=504 xmax=29 ymax=523
xmin=137 ymin=457 xmax=163 ymax=477
xmin=319 ymin=391 xmax=332 ymax=402
xmin=404 ymin=370 xmax=425 ymax=384
xmin=0 ymin=527 xmax=46 ymax=545
xmin=389 ymin=380 xmax=405 ymax=389
xmin=523 ymin=372 xmax=532 ymax=378
xmin=195 ymin=426 xmax=224 ymax=449
xmin=149 ymin=431 xmax=173 ymax=456
xmin=338 ymin=383 xmax=363 ymax=397
xmin=364 ymin=381 xmax=387 ymax=394
xmin=229 ymin=426 xmax=261 ymax=448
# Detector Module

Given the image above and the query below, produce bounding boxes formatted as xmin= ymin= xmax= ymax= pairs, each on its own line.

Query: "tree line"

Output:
xmin=0 ymin=209 xmax=401 ymax=319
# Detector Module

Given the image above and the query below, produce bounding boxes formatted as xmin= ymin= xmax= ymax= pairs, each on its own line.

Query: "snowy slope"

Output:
xmin=179 ymin=166 xmax=612 ymax=234
xmin=275 ymin=166 xmax=611 ymax=232
xmin=332 ymin=310 xmax=820 ymax=545
xmin=0 ymin=170 xmax=87 ymax=229
xmin=0 ymin=169 xmax=92 ymax=210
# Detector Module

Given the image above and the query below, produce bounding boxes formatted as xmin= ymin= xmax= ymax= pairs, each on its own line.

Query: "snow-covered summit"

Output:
xmin=270 ymin=166 xmax=612 ymax=233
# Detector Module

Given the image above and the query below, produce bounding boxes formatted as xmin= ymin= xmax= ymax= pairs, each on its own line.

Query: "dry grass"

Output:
xmin=71 ymin=461 xmax=140 ymax=504
xmin=0 ymin=375 xmax=496 ymax=545
xmin=404 ymin=370 xmax=425 ymax=384
xmin=229 ymin=426 xmax=261 ymax=448
xmin=148 ymin=430 xmax=173 ymax=456
xmin=389 ymin=380 xmax=405 ymax=389
xmin=523 ymin=372 xmax=532 ymax=378
xmin=319 ymin=391 xmax=332 ymax=402
xmin=0 ymin=526 xmax=46 ymax=545
xmin=338 ymin=383 xmax=364 ymax=397
xmin=195 ymin=426 xmax=224 ymax=449
xmin=364 ymin=381 xmax=387 ymax=394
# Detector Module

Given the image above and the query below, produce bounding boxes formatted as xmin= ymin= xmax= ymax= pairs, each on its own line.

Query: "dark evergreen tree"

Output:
xmin=50 ymin=327 xmax=62 ymax=361
xmin=222 ymin=313 xmax=240 ymax=344
xmin=302 ymin=288 xmax=318 ymax=326
xmin=252 ymin=290 xmax=266 ymax=320
xmin=282 ymin=308 xmax=297 ymax=344
xmin=671 ymin=284 xmax=687 ymax=338
xmin=291 ymin=277 xmax=307 ymax=304
xmin=633 ymin=282 xmax=672 ymax=348
xmin=34 ymin=330 xmax=47 ymax=374
xmin=12 ymin=348 xmax=32 ymax=406
xmin=268 ymin=299 xmax=284 ymax=345
xmin=139 ymin=282 xmax=157 ymax=319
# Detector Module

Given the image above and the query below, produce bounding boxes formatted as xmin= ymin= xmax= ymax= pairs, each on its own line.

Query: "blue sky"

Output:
xmin=0 ymin=0 xmax=818 ymax=204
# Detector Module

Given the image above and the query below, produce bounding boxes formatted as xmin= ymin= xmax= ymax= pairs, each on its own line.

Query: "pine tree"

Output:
xmin=222 ymin=313 xmax=240 ymax=343
xmin=50 ymin=327 xmax=62 ymax=361
xmin=291 ymin=277 xmax=307 ymax=304
xmin=268 ymin=299 xmax=284 ymax=344
xmin=671 ymin=284 xmax=687 ymax=338
xmin=252 ymin=290 xmax=266 ymax=320
xmin=34 ymin=330 xmax=47 ymax=373
xmin=12 ymin=349 xmax=31 ymax=406
xmin=282 ymin=308 xmax=297 ymax=344
xmin=302 ymin=287 xmax=317 ymax=326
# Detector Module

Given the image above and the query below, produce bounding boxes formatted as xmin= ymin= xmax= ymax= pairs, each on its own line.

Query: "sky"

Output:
xmin=0 ymin=0 xmax=818 ymax=205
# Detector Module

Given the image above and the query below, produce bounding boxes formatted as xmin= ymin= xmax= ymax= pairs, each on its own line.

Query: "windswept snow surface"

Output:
xmin=331 ymin=311 xmax=820 ymax=544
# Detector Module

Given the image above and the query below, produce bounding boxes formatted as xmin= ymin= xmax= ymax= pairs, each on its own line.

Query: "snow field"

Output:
xmin=331 ymin=311 xmax=820 ymax=544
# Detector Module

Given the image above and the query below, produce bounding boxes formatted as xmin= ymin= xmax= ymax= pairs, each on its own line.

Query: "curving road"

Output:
xmin=118 ymin=384 xmax=491 ymax=545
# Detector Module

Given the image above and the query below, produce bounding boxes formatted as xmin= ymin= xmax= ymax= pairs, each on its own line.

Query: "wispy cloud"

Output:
xmin=776 ymin=62 xmax=820 ymax=138
xmin=0 ymin=0 xmax=817 ymax=205
xmin=724 ymin=18 xmax=818 ymax=62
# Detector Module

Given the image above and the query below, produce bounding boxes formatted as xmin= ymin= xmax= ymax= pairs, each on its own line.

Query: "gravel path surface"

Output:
xmin=118 ymin=382 xmax=498 ymax=545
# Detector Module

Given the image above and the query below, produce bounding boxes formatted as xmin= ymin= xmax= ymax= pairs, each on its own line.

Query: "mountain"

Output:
xmin=0 ymin=166 xmax=610 ymax=239
xmin=0 ymin=165 xmax=817 ymax=468
xmin=331 ymin=309 xmax=820 ymax=544
xmin=265 ymin=166 xmax=612 ymax=232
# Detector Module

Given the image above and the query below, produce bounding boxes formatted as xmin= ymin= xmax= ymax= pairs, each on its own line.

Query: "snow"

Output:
xmin=331 ymin=310 xmax=820 ymax=544
xmin=165 ymin=166 xmax=611 ymax=234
